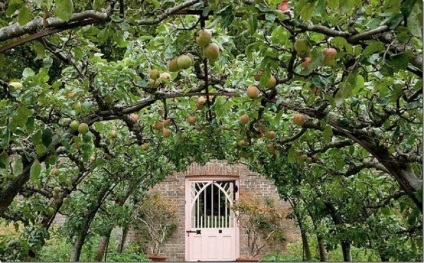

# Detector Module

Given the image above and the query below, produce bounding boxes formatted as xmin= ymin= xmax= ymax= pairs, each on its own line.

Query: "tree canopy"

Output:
xmin=0 ymin=0 xmax=422 ymax=261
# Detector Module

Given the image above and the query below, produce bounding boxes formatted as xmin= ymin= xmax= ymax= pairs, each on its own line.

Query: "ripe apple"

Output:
xmin=247 ymin=85 xmax=260 ymax=99
xmin=78 ymin=123 xmax=89 ymax=134
xmin=129 ymin=113 xmax=139 ymax=122
xmin=204 ymin=43 xmax=220 ymax=62
xmin=323 ymin=47 xmax=337 ymax=65
xmin=177 ymin=54 xmax=193 ymax=70
xmin=160 ymin=72 xmax=171 ymax=82
xmin=141 ymin=142 xmax=150 ymax=150
xmin=66 ymin=91 xmax=76 ymax=98
xmin=267 ymin=144 xmax=276 ymax=153
xmin=50 ymin=168 xmax=60 ymax=175
xmin=253 ymin=71 xmax=263 ymax=81
xmin=9 ymin=81 xmax=23 ymax=90
xmin=294 ymin=39 xmax=310 ymax=58
xmin=110 ymin=130 xmax=118 ymax=138
xmin=162 ymin=128 xmax=171 ymax=137
xmin=148 ymin=69 xmax=160 ymax=80
xmin=69 ymin=120 xmax=80 ymax=131
xmin=266 ymin=76 xmax=277 ymax=89
xmin=266 ymin=131 xmax=276 ymax=139
xmin=240 ymin=114 xmax=249 ymax=124
xmin=198 ymin=96 xmax=206 ymax=105
xmin=163 ymin=119 xmax=171 ymax=126
xmin=168 ymin=59 xmax=179 ymax=72
xmin=153 ymin=122 xmax=163 ymax=130
xmin=292 ymin=114 xmax=306 ymax=126
xmin=278 ymin=1 xmax=290 ymax=12
xmin=301 ymin=57 xmax=311 ymax=68
xmin=187 ymin=116 xmax=197 ymax=125
xmin=196 ymin=29 xmax=212 ymax=47
xmin=196 ymin=102 xmax=204 ymax=110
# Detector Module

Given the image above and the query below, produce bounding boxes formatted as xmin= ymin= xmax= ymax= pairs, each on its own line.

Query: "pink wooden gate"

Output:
xmin=185 ymin=177 xmax=239 ymax=261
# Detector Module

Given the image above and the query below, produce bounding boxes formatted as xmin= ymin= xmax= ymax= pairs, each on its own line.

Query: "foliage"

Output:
xmin=232 ymin=193 xmax=287 ymax=258
xmin=106 ymin=252 xmax=151 ymax=262
xmin=260 ymin=253 xmax=302 ymax=262
xmin=132 ymin=193 xmax=178 ymax=255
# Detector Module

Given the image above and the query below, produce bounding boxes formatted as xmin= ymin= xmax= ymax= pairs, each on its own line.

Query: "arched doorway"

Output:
xmin=185 ymin=176 xmax=240 ymax=261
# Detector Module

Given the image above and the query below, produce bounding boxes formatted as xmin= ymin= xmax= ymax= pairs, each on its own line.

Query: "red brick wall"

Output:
xmin=126 ymin=160 xmax=300 ymax=261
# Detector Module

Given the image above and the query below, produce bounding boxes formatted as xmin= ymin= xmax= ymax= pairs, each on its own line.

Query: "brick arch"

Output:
xmin=125 ymin=160 xmax=300 ymax=261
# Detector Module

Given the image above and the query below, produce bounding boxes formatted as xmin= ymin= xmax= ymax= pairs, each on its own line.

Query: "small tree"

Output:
xmin=133 ymin=193 xmax=178 ymax=256
xmin=232 ymin=194 xmax=287 ymax=259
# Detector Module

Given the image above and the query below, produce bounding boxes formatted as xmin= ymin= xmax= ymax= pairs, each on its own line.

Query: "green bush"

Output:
xmin=105 ymin=252 xmax=151 ymax=262
xmin=260 ymin=253 xmax=302 ymax=262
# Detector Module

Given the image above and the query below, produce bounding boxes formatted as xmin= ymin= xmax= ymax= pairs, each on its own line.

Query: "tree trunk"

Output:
xmin=301 ymin=230 xmax=312 ymax=261
xmin=341 ymin=240 xmax=352 ymax=262
xmin=117 ymin=225 xmax=129 ymax=253
xmin=70 ymin=233 xmax=85 ymax=262
xmin=96 ymin=234 xmax=110 ymax=261
xmin=317 ymin=235 xmax=328 ymax=261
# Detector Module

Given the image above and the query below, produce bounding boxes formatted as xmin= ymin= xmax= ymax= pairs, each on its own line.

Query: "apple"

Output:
xmin=159 ymin=72 xmax=171 ymax=82
xmin=9 ymin=81 xmax=23 ymax=90
xmin=294 ymin=39 xmax=310 ymax=58
xmin=323 ymin=47 xmax=337 ymax=65
xmin=148 ymin=78 xmax=160 ymax=88
xmin=78 ymin=123 xmax=89 ymax=134
xmin=247 ymin=85 xmax=260 ymax=99
xmin=163 ymin=119 xmax=171 ymax=126
xmin=240 ymin=114 xmax=249 ymax=124
xmin=278 ymin=0 xmax=290 ymax=12
xmin=153 ymin=122 xmax=163 ymax=130
xmin=177 ymin=54 xmax=193 ymax=69
xmin=204 ymin=43 xmax=220 ymax=61
xmin=66 ymin=91 xmax=76 ymax=98
xmin=72 ymin=101 xmax=81 ymax=110
xmin=267 ymin=144 xmax=276 ymax=153
xmin=301 ymin=57 xmax=311 ymax=68
xmin=168 ymin=59 xmax=180 ymax=72
xmin=148 ymin=69 xmax=160 ymax=80
xmin=69 ymin=120 xmax=80 ymax=131
xmin=53 ymin=187 xmax=61 ymax=193
xmin=254 ymin=71 xmax=263 ymax=81
xmin=196 ymin=29 xmax=212 ymax=47
xmin=129 ymin=113 xmax=139 ymax=122
xmin=50 ymin=168 xmax=60 ymax=175
xmin=266 ymin=131 xmax=276 ymax=139
xmin=196 ymin=102 xmax=204 ymax=110
xmin=47 ymin=207 xmax=55 ymax=215
xmin=266 ymin=76 xmax=277 ymax=89
xmin=141 ymin=142 xmax=150 ymax=150
xmin=110 ymin=130 xmax=118 ymax=138
xmin=292 ymin=114 xmax=306 ymax=126
xmin=198 ymin=96 xmax=207 ymax=105
xmin=187 ymin=116 xmax=197 ymax=125
xmin=162 ymin=128 xmax=171 ymax=137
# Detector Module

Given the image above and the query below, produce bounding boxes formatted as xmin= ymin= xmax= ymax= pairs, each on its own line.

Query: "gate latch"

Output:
xmin=186 ymin=229 xmax=201 ymax=235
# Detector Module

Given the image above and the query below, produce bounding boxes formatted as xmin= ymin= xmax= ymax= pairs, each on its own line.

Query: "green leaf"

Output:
xmin=93 ymin=0 xmax=104 ymax=11
xmin=217 ymin=5 xmax=234 ymax=28
xmin=322 ymin=126 xmax=333 ymax=142
xmin=12 ymin=157 xmax=23 ymax=176
xmin=0 ymin=151 xmax=9 ymax=169
xmin=30 ymin=160 xmax=42 ymax=182
xmin=387 ymin=53 xmax=409 ymax=71
xmin=328 ymin=0 xmax=339 ymax=10
xmin=300 ymin=2 xmax=314 ymax=20
xmin=42 ymin=128 xmax=53 ymax=147
xmin=248 ymin=12 xmax=258 ymax=35
xmin=387 ymin=13 xmax=404 ymax=29
xmin=54 ymin=0 xmax=74 ymax=21
xmin=407 ymin=1 xmax=423 ymax=38
xmin=17 ymin=6 xmax=31 ymax=26
xmin=401 ymin=0 xmax=418 ymax=17
xmin=362 ymin=41 xmax=385 ymax=56
xmin=6 ymin=0 xmax=24 ymax=17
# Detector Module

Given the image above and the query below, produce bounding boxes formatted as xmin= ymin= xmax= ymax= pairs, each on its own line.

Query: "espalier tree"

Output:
xmin=0 ymin=0 xmax=422 ymax=261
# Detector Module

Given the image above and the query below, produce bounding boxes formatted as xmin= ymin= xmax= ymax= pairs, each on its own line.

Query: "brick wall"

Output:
xmin=126 ymin=160 xmax=300 ymax=261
